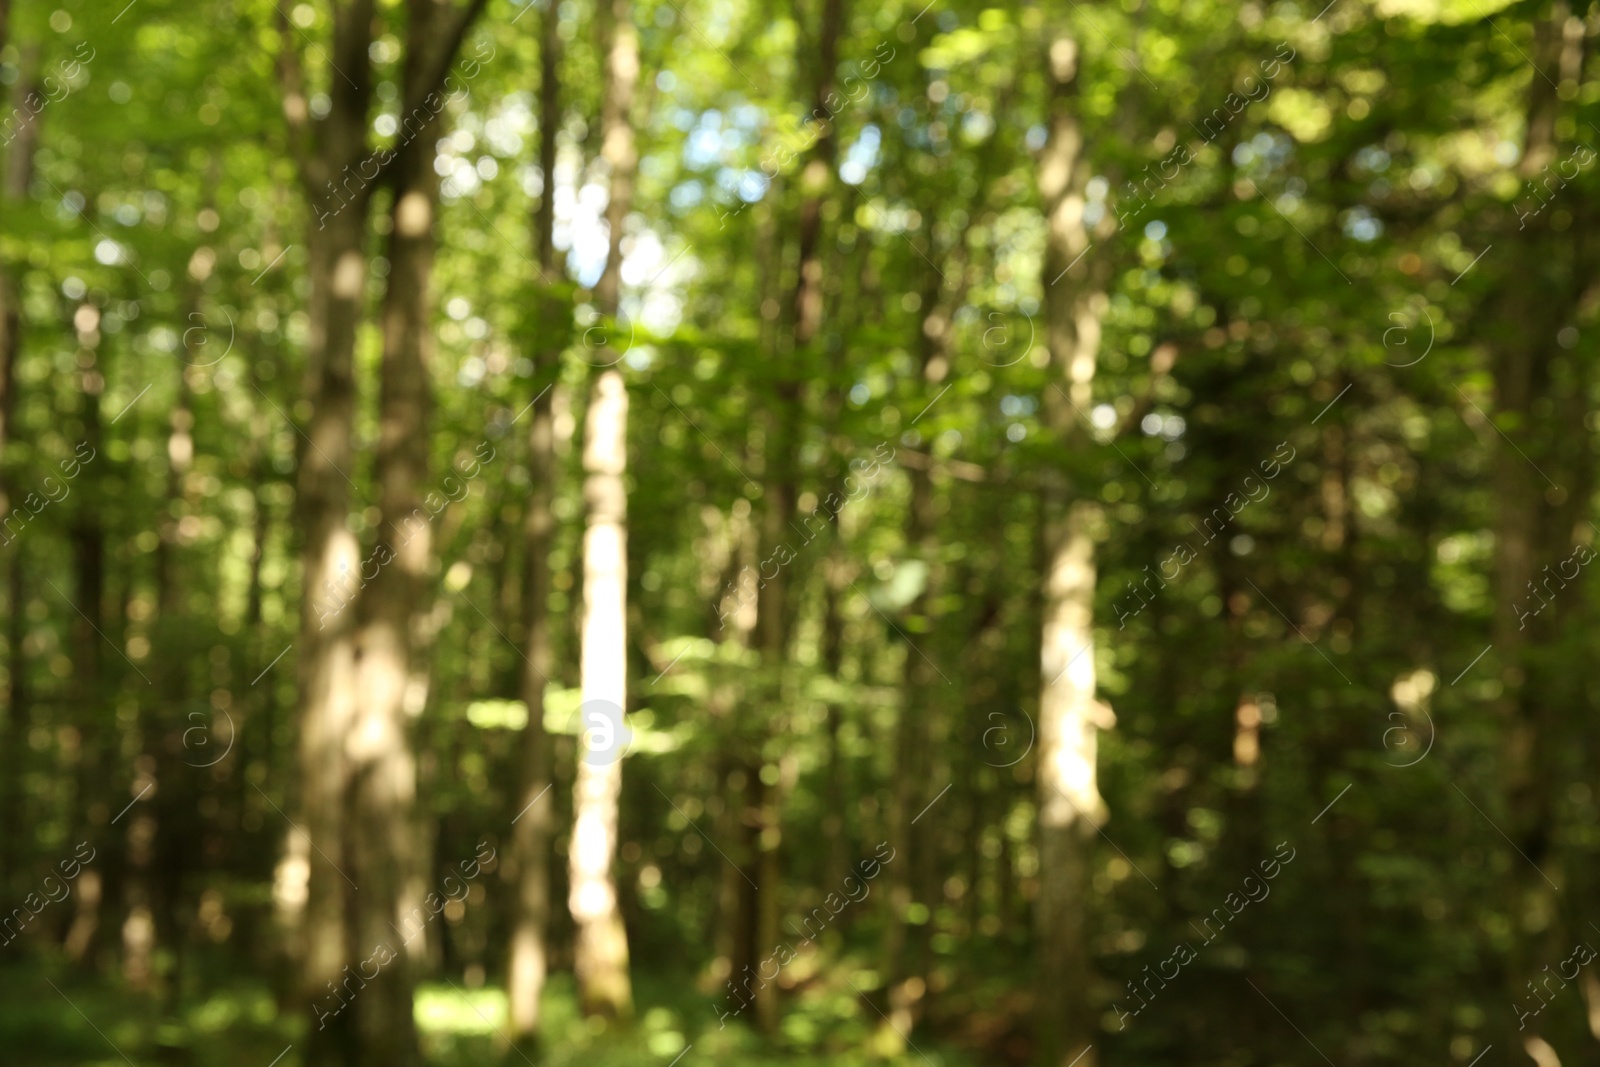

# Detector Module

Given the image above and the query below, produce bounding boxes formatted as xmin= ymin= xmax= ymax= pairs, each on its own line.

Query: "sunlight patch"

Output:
xmin=414 ymin=984 xmax=506 ymax=1035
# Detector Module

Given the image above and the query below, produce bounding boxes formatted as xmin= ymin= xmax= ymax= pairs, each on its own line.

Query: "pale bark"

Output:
xmin=1034 ymin=31 xmax=1108 ymax=1067
xmin=568 ymin=0 xmax=638 ymax=1018
xmin=571 ymin=368 xmax=633 ymax=1015
xmin=507 ymin=0 xmax=563 ymax=1040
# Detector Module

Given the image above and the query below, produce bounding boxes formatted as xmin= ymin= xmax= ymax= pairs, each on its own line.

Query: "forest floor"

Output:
xmin=1 ymin=962 xmax=987 ymax=1066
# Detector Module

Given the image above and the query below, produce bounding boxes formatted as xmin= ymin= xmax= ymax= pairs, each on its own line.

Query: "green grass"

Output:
xmin=0 ymin=960 xmax=979 ymax=1066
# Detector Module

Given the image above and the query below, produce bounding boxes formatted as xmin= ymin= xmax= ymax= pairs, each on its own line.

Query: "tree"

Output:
xmin=506 ymin=0 xmax=565 ymax=1042
xmin=276 ymin=1 xmax=488 ymax=1060
xmin=1034 ymin=27 xmax=1112 ymax=1067
xmin=568 ymin=0 xmax=638 ymax=1018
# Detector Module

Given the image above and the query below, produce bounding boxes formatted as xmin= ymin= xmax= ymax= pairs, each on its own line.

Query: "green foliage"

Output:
xmin=0 ymin=0 xmax=1596 ymax=1063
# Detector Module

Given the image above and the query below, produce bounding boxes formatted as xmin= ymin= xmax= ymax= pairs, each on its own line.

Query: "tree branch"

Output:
xmin=408 ymin=0 xmax=494 ymax=116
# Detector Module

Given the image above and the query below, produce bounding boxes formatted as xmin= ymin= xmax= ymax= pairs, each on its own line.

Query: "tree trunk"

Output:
xmin=568 ymin=0 xmax=638 ymax=1019
xmin=343 ymin=26 xmax=448 ymax=1067
xmin=744 ymin=0 xmax=847 ymax=1035
xmin=705 ymin=505 xmax=759 ymax=994
xmin=820 ymin=566 xmax=850 ymax=899
xmin=593 ymin=0 xmax=637 ymax=321
xmin=1484 ymin=5 xmax=1590 ymax=1057
xmin=67 ymin=309 xmax=110 ymax=972
xmin=507 ymin=0 xmax=563 ymax=1041
xmin=1034 ymin=30 xmax=1108 ymax=1067
xmin=0 ymin=17 xmax=29 ymax=901
xmin=280 ymin=2 xmax=374 ymax=1059
xmin=127 ymin=230 xmax=208 ymax=996
xmin=344 ymin=0 xmax=493 ymax=1058
xmin=1 ymin=537 xmax=25 ymax=900
xmin=571 ymin=367 xmax=633 ymax=1016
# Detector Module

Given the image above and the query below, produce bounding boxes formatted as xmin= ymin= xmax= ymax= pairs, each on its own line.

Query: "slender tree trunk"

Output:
xmin=345 ymin=0 xmax=492 ymax=1058
xmin=0 ymin=18 xmax=30 ymax=900
xmin=507 ymin=0 xmax=563 ymax=1041
xmin=278 ymin=4 xmax=491 ymax=1050
xmin=723 ymin=223 xmax=778 ymax=1021
xmin=705 ymin=505 xmax=758 ymax=992
xmin=66 ymin=314 xmax=109 ymax=970
xmin=293 ymin=202 xmax=366 ymax=1067
xmin=279 ymin=3 xmax=375 ymax=1059
xmin=1484 ymin=7 xmax=1590 ymax=1058
xmin=568 ymin=0 xmax=638 ymax=1019
xmin=594 ymin=0 xmax=637 ymax=324
xmin=126 ymin=230 xmax=208 ymax=995
xmin=1 ymin=47 xmax=36 ymax=199
xmin=1034 ymin=30 xmax=1109 ymax=1067
xmin=571 ymin=365 xmax=632 ymax=1015
xmin=1 ymin=538 xmax=24 ymax=899
xmin=343 ymin=22 xmax=449 ymax=1067
xmin=820 ymin=566 xmax=850 ymax=898
xmin=738 ymin=0 xmax=848 ymax=1035
xmin=816 ymin=219 xmax=858 ymax=908
xmin=884 ymin=277 xmax=948 ymax=1042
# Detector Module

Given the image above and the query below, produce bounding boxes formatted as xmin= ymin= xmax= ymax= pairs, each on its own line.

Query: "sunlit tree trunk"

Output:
xmin=571 ymin=366 xmax=632 ymax=1015
xmin=291 ymin=162 xmax=366 ymax=1067
xmin=344 ymin=0 xmax=490 ymax=1059
xmin=343 ymin=31 xmax=441 ymax=1067
xmin=276 ymin=3 xmax=374 ymax=1059
xmin=1035 ymin=30 xmax=1108 ymax=1067
xmin=507 ymin=0 xmax=564 ymax=1042
xmin=569 ymin=0 xmax=637 ymax=1008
